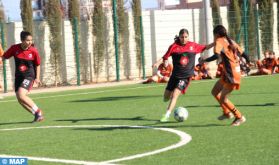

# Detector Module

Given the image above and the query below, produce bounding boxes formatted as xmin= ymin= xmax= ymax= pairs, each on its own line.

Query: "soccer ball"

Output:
xmin=174 ymin=107 xmax=188 ymax=122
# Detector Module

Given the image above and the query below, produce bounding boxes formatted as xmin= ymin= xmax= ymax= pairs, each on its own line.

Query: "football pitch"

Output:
xmin=0 ymin=75 xmax=279 ymax=165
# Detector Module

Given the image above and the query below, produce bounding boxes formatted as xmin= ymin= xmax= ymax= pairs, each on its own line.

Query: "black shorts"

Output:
xmin=15 ymin=77 xmax=34 ymax=92
xmin=166 ymin=76 xmax=191 ymax=94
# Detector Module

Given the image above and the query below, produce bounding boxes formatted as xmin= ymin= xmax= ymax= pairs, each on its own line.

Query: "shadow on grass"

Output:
xmin=72 ymin=123 xmax=225 ymax=132
xmin=69 ymin=95 xmax=162 ymax=103
xmin=185 ymin=102 xmax=277 ymax=109
xmin=55 ymin=116 xmax=159 ymax=123
xmin=0 ymin=121 xmax=32 ymax=126
xmin=186 ymin=91 xmax=279 ymax=97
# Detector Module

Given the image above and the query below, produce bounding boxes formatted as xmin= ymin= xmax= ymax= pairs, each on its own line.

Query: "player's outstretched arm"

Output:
xmin=199 ymin=54 xmax=219 ymax=64
xmin=205 ymin=42 xmax=215 ymax=50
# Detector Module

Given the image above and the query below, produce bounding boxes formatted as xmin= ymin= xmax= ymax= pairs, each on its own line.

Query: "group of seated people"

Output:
xmin=143 ymin=50 xmax=279 ymax=84
xmin=253 ymin=50 xmax=279 ymax=75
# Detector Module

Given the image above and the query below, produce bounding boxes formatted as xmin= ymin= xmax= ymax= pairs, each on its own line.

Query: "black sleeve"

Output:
xmin=241 ymin=52 xmax=250 ymax=63
xmin=205 ymin=54 xmax=219 ymax=62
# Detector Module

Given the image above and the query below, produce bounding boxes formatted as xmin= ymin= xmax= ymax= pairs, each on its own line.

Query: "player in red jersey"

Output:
xmin=0 ymin=31 xmax=44 ymax=122
xmin=153 ymin=28 xmax=214 ymax=122
xmin=143 ymin=60 xmax=173 ymax=84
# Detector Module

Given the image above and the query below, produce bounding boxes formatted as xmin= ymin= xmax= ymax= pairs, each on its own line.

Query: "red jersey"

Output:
xmin=163 ymin=41 xmax=206 ymax=78
xmin=3 ymin=44 xmax=41 ymax=78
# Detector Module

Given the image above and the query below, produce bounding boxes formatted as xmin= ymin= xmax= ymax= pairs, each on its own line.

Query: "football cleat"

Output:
xmin=218 ymin=112 xmax=234 ymax=120
xmin=231 ymin=116 xmax=246 ymax=126
xmin=160 ymin=115 xmax=169 ymax=123
xmin=33 ymin=109 xmax=44 ymax=123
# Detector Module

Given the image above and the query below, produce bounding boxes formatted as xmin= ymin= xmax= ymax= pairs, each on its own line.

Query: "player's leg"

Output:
xmin=161 ymin=88 xmax=181 ymax=122
xmin=16 ymin=88 xmax=34 ymax=114
xmin=163 ymin=89 xmax=172 ymax=102
xmin=211 ymin=80 xmax=232 ymax=119
xmin=163 ymin=76 xmax=176 ymax=102
xmin=262 ymin=68 xmax=272 ymax=75
xmin=15 ymin=78 xmax=44 ymax=122
xmin=161 ymin=78 xmax=189 ymax=122
xmin=219 ymin=87 xmax=245 ymax=126
xmin=151 ymin=75 xmax=159 ymax=83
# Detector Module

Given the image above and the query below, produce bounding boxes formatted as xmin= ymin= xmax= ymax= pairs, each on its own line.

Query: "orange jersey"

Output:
xmin=275 ymin=58 xmax=279 ymax=73
xmin=265 ymin=58 xmax=277 ymax=71
xmin=214 ymin=37 xmax=243 ymax=85
xmin=158 ymin=63 xmax=173 ymax=77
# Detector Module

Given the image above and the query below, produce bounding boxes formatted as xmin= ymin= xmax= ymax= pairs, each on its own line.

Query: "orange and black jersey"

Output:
xmin=163 ymin=41 xmax=206 ymax=79
xmin=214 ymin=38 xmax=243 ymax=84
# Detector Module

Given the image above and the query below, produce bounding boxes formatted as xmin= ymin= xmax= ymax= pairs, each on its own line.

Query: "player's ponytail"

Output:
xmin=213 ymin=25 xmax=236 ymax=53
xmin=174 ymin=35 xmax=179 ymax=43
xmin=225 ymin=35 xmax=236 ymax=53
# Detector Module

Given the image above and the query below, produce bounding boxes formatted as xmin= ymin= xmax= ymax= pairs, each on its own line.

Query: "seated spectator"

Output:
xmin=239 ymin=56 xmax=251 ymax=76
xmin=253 ymin=50 xmax=277 ymax=75
xmin=198 ymin=63 xmax=212 ymax=79
xmin=143 ymin=60 xmax=173 ymax=84
xmin=192 ymin=63 xmax=212 ymax=80
xmin=192 ymin=65 xmax=202 ymax=80
xmin=275 ymin=57 xmax=279 ymax=73
xmin=256 ymin=50 xmax=269 ymax=74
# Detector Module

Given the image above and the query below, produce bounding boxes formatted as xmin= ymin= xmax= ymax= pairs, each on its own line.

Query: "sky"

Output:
xmin=2 ymin=0 xmax=21 ymax=21
xmin=2 ymin=0 xmax=160 ymax=22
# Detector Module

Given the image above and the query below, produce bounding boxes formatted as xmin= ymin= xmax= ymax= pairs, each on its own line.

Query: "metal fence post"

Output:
xmin=0 ymin=22 xmax=7 ymax=93
xmin=243 ymin=0 xmax=249 ymax=54
xmin=112 ymin=0 xmax=120 ymax=81
xmin=73 ymin=17 xmax=81 ymax=86
xmin=255 ymin=3 xmax=261 ymax=60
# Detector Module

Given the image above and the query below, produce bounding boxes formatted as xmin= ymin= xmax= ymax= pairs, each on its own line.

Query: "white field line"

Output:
xmin=0 ymin=79 xmax=216 ymax=103
xmin=0 ymin=154 xmax=114 ymax=165
xmin=0 ymin=125 xmax=192 ymax=165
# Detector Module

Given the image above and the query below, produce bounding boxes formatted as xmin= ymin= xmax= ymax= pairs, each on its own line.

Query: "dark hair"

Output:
xmin=213 ymin=25 xmax=236 ymax=53
xmin=20 ymin=31 xmax=32 ymax=41
xmin=174 ymin=28 xmax=189 ymax=44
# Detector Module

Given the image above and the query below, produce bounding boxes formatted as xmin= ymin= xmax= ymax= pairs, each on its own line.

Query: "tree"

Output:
xmin=259 ymin=0 xmax=274 ymax=51
xmin=0 ymin=1 xmax=5 ymax=48
xmin=45 ymin=0 xmax=64 ymax=85
xmin=20 ymin=0 xmax=33 ymax=34
xmin=92 ymin=0 xmax=105 ymax=80
xmin=228 ymin=0 xmax=241 ymax=40
xmin=131 ymin=0 xmax=142 ymax=75
xmin=211 ymin=0 xmax=222 ymax=27
xmin=68 ymin=0 xmax=89 ymax=83
xmin=117 ymin=0 xmax=130 ymax=78
xmin=0 ymin=2 xmax=4 ymax=22
xmin=247 ymin=1 xmax=257 ymax=60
